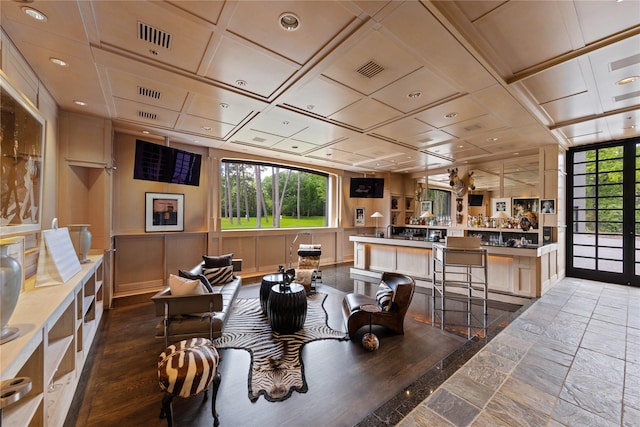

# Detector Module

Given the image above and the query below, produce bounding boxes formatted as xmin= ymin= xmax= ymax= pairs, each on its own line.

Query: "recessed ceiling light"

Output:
xmin=279 ymin=12 xmax=300 ymax=31
xmin=282 ymin=121 xmax=289 ymax=125
xmin=201 ymin=126 xmax=212 ymax=131
xmin=220 ymin=103 xmax=229 ymax=109
xmin=306 ymin=105 xmax=315 ymax=110
xmin=149 ymin=49 xmax=159 ymax=56
xmin=407 ymin=91 xmax=422 ymax=99
xmin=291 ymin=145 xmax=298 ymax=149
xmin=142 ymin=130 xmax=150 ymax=134
xmin=73 ymin=100 xmax=87 ymax=106
xmin=616 ymin=76 xmax=638 ymax=85
xmin=487 ymin=137 xmax=498 ymax=142
xmin=22 ymin=6 xmax=47 ymax=21
xmin=50 ymin=57 xmax=69 ymax=67
xmin=445 ymin=112 xmax=457 ymax=119
xmin=236 ymin=80 xmax=247 ymax=87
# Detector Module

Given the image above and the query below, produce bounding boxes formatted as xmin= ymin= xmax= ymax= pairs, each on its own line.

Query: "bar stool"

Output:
xmin=157 ymin=338 xmax=221 ymax=427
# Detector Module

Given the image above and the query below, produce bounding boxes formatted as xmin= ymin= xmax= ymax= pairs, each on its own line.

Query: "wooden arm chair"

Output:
xmin=342 ymin=272 xmax=415 ymax=340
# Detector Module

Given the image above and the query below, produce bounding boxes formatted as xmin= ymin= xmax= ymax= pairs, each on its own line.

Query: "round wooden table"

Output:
xmin=267 ymin=283 xmax=307 ymax=334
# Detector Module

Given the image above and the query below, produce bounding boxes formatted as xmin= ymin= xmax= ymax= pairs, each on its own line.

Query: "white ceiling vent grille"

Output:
xmin=138 ymin=111 xmax=158 ymax=120
xmin=614 ymin=90 xmax=640 ymax=102
xmin=356 ymin=60 xmax=384 ymax=79
xmin=610 ymin=53 xmax=640 ymax=71
xmin=137 ymin=21 xmax=172 ymax=49
xmin=464 ymin=124 xmax=482 ymax=132
xmin=138 ymin=86 xmax=161 ymax=100
xmin=252 ymin=136 xmax=267 ymax=143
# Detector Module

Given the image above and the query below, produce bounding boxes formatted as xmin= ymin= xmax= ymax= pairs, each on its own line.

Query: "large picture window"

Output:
xmin=221 ymin=160 xmax=328 ymax=230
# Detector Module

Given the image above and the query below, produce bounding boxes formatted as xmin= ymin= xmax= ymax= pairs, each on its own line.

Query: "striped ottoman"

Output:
xmin=158 ymin=338 xmax=221 ymax=427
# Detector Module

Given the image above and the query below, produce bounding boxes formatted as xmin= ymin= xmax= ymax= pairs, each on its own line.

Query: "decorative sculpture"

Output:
xmin=447 ymin=168 xmax=466 ymax=198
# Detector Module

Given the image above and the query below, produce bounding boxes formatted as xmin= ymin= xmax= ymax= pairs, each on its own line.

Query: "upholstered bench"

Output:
xmin=157 ymin=338 xmax=221 ymax=427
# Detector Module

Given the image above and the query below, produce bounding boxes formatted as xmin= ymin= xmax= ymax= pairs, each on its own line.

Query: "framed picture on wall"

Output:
xmin=512 ymin=197 xmax=539 ymax=219
xmin=491 ymin=198 xmax=511 ymax=218
xmin=540 ymin=199 xmax=555 ymax=214
xmin=1 ymin=73 xmax=46 ymax=235
xmin=145 ymin=192 xmax=184 ymax=232
xmin=420 ymin=200 xmax=433 ymax=215
xmin=355 ymin=207 xmax=365 ymax=226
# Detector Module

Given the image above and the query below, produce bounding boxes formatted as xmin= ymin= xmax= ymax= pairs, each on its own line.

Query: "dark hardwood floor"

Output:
xmin=64 ymin=264 xmax=524 ymax=427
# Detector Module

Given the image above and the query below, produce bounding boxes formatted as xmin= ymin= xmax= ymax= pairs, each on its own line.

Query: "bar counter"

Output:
xmin=349 ymin=235 xmax=559 ymax=303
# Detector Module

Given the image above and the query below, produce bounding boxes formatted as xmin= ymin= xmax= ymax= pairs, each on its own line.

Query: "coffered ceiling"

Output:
xmin=1 ymin=0 xmax=639 ymax=176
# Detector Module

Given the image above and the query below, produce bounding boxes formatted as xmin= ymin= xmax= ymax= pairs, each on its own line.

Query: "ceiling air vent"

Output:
xmin=356 ymin=60 xmax=384 ymax=79
xmin=137 ymin=21 xmax=172 ymax=49
xmin=464 ymin=124 xmax=482 ymax=132
xmin=614 ymin=90 xmax=640 ymax=103
xmin=138 ymin=86 xmax=161 ymax=100
xmin=252 ymin=137 xmax=267 ymax=143
xmin=610 ymin=53 xmax=640 ymax=72
xmin=138 ymin=111 xmax=157 ymax=120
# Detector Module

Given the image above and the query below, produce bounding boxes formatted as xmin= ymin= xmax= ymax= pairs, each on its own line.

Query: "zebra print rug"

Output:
xmin=213 ymin=293 xmax=348 ymax=402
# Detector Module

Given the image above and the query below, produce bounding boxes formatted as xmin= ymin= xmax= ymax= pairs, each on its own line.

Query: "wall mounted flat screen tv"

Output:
xmin=134 ymin=139 xmax=202 ymax=186
xmin=349 ymin=178 xmax=384 ymax=198
xmin=468 ymin=194 xmax=484 ymax=206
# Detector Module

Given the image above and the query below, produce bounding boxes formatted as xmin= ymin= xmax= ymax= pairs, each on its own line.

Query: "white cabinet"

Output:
xmin=1 ymin=255 xmax=103 ymax=427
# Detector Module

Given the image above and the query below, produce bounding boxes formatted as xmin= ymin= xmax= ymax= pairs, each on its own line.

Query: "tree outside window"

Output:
xmin=220 ymin=160 xmax=328 ymax=230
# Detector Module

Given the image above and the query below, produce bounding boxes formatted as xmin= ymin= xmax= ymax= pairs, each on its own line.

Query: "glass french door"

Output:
xmin=567 ymin=138 xmax=639 ymax=286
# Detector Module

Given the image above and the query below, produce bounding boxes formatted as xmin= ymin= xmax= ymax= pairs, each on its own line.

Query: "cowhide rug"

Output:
xmin=213 ymin=293 xmax=348 ymax=402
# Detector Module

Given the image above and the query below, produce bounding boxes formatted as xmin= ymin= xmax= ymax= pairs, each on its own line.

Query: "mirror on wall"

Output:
xmin=424 ymin=155 xmax=539 ymax=195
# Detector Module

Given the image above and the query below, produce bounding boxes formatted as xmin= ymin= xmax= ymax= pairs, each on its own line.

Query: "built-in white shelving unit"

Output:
xmin=1 ymin=254 xmax=104 ymax=427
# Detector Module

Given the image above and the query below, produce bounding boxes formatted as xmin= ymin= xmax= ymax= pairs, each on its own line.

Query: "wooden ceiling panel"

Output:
xmin=384 ymin=1 xmax=496 ymax=93
xmin=113 ymin=98 xmax=180 ymax=129
xmin=107 ymin=69 xmax=189 ymax=112
xmin=185 ymin=94 xmax=255 ymax=125
xmin=541 ymin=92 xmax=599 ymax=124
xmin=225 ymin=1 xmax=357 ymax=65
xmin=472 ymin=1 xmax=574 ymax=73
xmin=165 ymin=1 xmax=225 ymax=26
xmin=282 ymin=77 xmax=363 ymax=117
xmin=1 ymin=0 xmax=637 ymax=173
xmin=412 ymin=96 xmax=488 ymax=128
xmin=574 ymin=0 xmax=640 ymax=44
xmin=372 ymin=67 xmax=460 ymax=113
xmin=176 ymin=114 xmax=235 ymax=139
xmin=520 ymin=59 xmax=588 ymax=104
xmin=440 ymin=115 xmax=505 ymax=139
xmin=329 ymin=98 xmax=402 ymax=130
xmin=230 ymin=129 xmax=285 ymax=148
xmin=0 ymin=1 xmax=88 ymax=43
xmin=321 ymin=30 xmax=423 ymax=96
xmin=271 ymin=139 xmax=319 ymax=154
xmin=588 ymin=35 xmax=640 ymax=113
xmin=290 ymin=122 xmax=349 ymax=146
xmin=204 ymin=37 xmax=299 ymax=98
xmin=472 ymin=85 xmax=538 ymax=127
xmin=93 ymin=1 xmax=213 ymax=73
xmin=403 ymin=130 xmax=456 ymax=149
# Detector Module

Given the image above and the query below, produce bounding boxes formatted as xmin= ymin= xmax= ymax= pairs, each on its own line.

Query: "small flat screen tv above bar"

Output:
xmin=349 ymin=178 xmax=384 ymax=198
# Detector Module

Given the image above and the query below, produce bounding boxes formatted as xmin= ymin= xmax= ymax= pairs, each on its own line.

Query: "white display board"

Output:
xmin=35 ymin=227 xmax=81 ymax=286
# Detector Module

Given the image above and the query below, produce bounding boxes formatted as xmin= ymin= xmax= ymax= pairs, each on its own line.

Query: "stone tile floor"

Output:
xmin=397 ymin=277 xmax=640 ymax=427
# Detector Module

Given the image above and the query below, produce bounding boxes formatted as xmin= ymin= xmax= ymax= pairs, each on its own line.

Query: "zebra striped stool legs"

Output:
xmin=158 ymin=338 xmax=221 ymax=427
